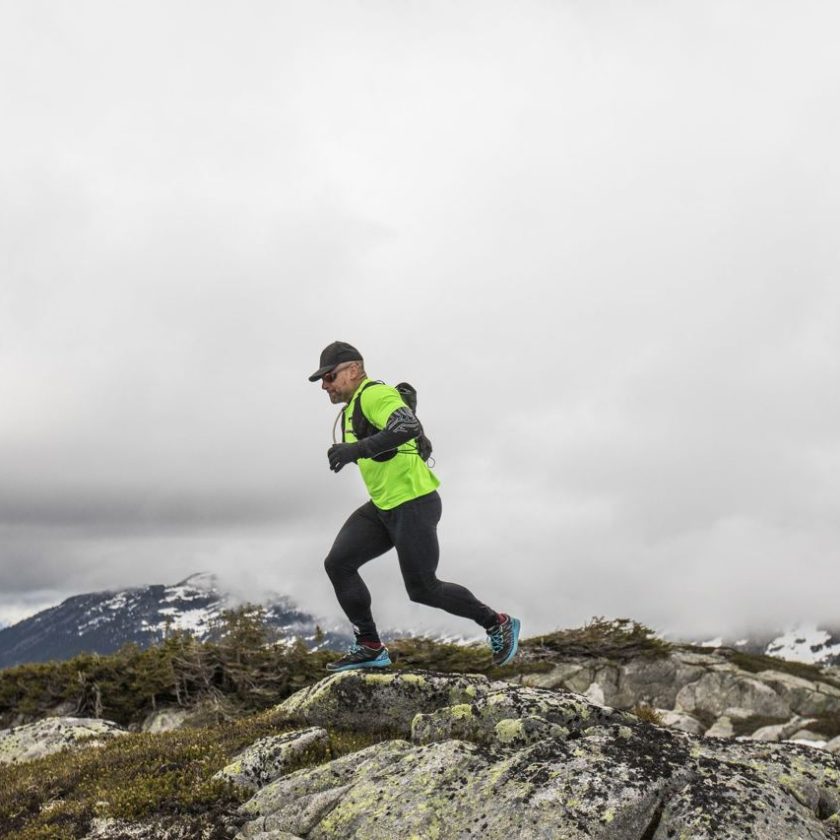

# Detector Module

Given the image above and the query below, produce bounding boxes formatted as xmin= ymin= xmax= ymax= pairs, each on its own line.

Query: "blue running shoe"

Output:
xmin=326 ymin=643 xmax=392 ymax=672
xmin=487 ymin=615 xmax=521 ymax=666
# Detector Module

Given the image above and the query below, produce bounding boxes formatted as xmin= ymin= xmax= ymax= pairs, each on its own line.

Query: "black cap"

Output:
xmin=308 ymin=341 xmax=363 ymax=381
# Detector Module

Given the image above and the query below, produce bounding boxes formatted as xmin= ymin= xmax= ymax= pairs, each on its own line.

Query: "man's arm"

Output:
xmin=327 ymin=407 xmax=422 ymax=472
xmin=362 ymin=406 xmax=421 ymax=456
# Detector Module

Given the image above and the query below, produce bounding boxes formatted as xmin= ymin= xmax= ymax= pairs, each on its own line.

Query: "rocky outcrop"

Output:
xmin=0 ymin=716 xmax=126 ymax=764
xmin=235 ymin=671 xmax=840 ymax=840
xmin=521 ymin=647 xmax=840 ymax=744
xmin=215 ymin=727 xmax=330 ymax=791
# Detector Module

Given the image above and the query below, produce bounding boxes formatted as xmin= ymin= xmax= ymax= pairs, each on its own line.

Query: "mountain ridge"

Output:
xmin=0 ymin=573 xmax=350 ymax=670
xmin=1 ymin=574 xmax=838 ymax=670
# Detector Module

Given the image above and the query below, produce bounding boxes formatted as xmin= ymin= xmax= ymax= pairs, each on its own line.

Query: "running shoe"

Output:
xmin=487 ymin=615 xmax=521 ymax=666
xmin=326 ymin=643 xmax=392 ymax=672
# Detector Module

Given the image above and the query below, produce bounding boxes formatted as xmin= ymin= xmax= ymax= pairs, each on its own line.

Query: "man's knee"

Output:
xmin=405 ymin=577 xmax=440 ymax=606
xmin=324 ymin=553 xmax=343 ymax=581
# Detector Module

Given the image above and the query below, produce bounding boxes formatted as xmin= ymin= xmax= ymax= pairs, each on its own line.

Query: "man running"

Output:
xmin=309 ymin=340 xmax=520 ymax=672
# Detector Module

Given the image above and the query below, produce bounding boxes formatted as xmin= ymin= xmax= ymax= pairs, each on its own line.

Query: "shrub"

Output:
xmin=631 ymin=703 xmax=665 ymax=725
xmin=522 ymin=617 xmax=671 ymax=663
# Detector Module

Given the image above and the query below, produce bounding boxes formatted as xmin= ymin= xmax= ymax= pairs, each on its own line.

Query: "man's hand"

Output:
xmin=328 ymin=442 xmax=367 ymax=473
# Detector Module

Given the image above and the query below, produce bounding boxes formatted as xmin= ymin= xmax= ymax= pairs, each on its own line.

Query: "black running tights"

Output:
xmin=324 ymin=491 xmax=498 ymax=642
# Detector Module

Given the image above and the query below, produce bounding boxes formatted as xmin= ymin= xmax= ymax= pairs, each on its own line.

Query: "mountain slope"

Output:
xmin=695 ymin=623 xmax=840 ymax=668
xmin=0 ymin=573 xmax=349 ymax=669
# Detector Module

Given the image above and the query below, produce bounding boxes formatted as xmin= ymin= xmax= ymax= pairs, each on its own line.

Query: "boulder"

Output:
xmin=214 ymin=727 xmax=329 ymax=791
xmin=757 ymin=670 xmax=840 ymax=716
xmin=520 ymin=661 xmax=595 ymax=692
xmin=656 ymin=709 xmax=705 ymax=736
xmin=788 ymin=729 xmax=828 ymax=747
xmin=583 ymin=681 xmax=606 ymax=705
xmin=704 ymin=707 xmax=756 ymax=739
xmin=275 ymin=670 xmax=492 ymax=735
xmin=411 ymin=682 xmax=626 ymax=747
xmin=236 ymin=671 xmax=840 ymax=840
xmin=0 ymin=717 xmax=126 ymax=764
xmin=675 ymin=669 xmax=791 ymax=719
xmin=751 ymin=716 xmax=820 ymax=742
xmin=141 ymin=707 xmax=193 ymax=733
xmin=704 ymin=716 xmax=735 ymax=738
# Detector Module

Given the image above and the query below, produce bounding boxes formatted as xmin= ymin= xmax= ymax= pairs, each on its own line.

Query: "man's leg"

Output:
xmin=385 ymin=492 xmax=500 ymax=630
xmin=324 ymin=501 xmax=393 ymax=644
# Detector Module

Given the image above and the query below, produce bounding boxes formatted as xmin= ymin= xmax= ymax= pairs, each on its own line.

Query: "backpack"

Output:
xmin=350 ymin=381 xmax=433 ymax=463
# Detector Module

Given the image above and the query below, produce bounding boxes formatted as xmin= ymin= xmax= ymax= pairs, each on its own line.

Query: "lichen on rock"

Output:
xmin=214 ymin=726 xmax=329 ymax=791
xmin=0 ymin=716 xmax=127 ymax=764
xmin=235 ymin=671 xmax=840 ymax=839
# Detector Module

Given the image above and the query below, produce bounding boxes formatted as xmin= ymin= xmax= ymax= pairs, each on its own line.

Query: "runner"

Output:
xmin=309 ymin=340 xmax=521 ymax=672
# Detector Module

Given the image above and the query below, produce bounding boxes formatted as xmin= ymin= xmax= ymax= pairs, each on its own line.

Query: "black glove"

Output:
xmin=328 ymin=442 xmax=367 ymax=473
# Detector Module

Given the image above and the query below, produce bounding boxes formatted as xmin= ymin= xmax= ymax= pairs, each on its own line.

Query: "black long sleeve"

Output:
xmin=359 ymin=407 xmax=422 ymax=458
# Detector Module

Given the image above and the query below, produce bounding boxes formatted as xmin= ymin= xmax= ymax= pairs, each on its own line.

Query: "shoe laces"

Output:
xmin=488 ymin=626 xmax=505 ymax=654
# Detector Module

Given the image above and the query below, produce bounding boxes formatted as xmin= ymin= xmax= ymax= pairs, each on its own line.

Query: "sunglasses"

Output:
xmin=322 ymin=363 xmax=354 ymax=383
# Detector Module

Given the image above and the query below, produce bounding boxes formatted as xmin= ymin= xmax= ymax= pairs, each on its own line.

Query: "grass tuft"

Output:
xmin=521 ymin=617 xmax=671 ymax=663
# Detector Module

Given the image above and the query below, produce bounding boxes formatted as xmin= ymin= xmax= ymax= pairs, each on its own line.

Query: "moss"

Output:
xmin=0 ymin=700 xmax=394 ymax=840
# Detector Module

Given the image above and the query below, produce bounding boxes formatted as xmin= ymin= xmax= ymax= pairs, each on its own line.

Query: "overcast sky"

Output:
xmin=1 ymin=1 xmax=838 ymax=641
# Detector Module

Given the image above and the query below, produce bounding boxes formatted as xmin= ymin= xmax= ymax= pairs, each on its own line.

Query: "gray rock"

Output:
xmin=750 ymin=715 xmax=818 ymax=742
xmin=582 ymin=681 xmax=606 ymax=705
xmin=788 ymin=729 xmax=828 ymax=746
xmin=141 ymin=707 xmax=193 ymax=733
xmin=704 ymin=707 xmax=758 ymax=739
xmin=238 ymin=672 xmax=840 ymax=840
xmin=757 ymin=670 xmax=840 ymax=716
xmin=239 ymin=833 xmax=305 ymax=840
xmin=214 ymin=727 xmax=329 ymax=791
xmin=675 ymin=668 xmax=791 ymax=719
xmin=826 ymin=735 xmax=840 ymax=754
xmin=239 ymin=740 xmax=414 ymax=835
xmin=704 ymin=715 xmax=735 ymax=738
xmin=656 ymin=709 xmax=705 ymax=736
xmin=84 ymin=816 xmax=249 ymax=840
xmin=240 ymin=833 xmax=306 ymax=840
xmin=521 ymin=661 xmax=595 ymax=692
xmin=520 ymin=650 xmax=840 ymax=741
xmin=0 ymin=717 xmax=126 ymax=764
xmin=411 ymin=682 xmax=629 ymax=747
xmin=275 ymin=670 xmax=490 ymax=735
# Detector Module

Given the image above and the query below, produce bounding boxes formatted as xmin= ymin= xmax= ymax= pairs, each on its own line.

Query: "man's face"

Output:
xmin=321 ymin=362 xmax=360 ymax=404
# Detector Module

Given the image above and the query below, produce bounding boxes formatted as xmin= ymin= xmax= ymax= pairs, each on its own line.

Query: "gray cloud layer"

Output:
xmin=2 ymin=1 xmax=838 ymax=639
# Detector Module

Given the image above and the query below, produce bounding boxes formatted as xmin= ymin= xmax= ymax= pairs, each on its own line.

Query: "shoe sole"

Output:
xmin=494 ymin=618 xmax=521 ymax=666
xmin=326 ymin=654 xmax=392 ymax=673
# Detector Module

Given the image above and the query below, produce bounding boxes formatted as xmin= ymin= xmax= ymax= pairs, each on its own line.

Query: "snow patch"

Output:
xmin=765 ymin=624 xmax=837 ymax=665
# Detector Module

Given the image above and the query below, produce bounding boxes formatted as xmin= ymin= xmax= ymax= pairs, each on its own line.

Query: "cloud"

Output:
xmin=1 ymin=1 xmax=838 ymax=639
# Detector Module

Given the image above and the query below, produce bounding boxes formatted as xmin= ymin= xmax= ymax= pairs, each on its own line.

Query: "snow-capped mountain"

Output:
xmin=0 ymin=573 xmax=351 ymax=670
xmin=696 ymin=623 xmax=840 ymax=668
xmin=763 ymin=624 xmax=840 ymax=666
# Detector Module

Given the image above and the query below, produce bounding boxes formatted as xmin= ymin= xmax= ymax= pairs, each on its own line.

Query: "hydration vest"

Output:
xmin=350 ymin=381 xmax=433 ymax=463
